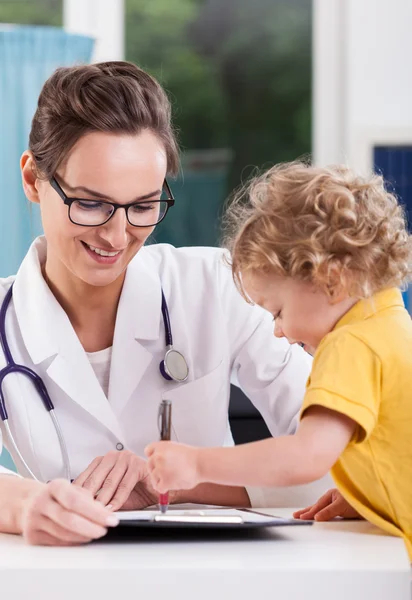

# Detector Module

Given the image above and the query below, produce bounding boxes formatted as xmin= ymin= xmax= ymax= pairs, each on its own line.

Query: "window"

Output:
xmin=126 ymin=0 xmax=312 ymax=248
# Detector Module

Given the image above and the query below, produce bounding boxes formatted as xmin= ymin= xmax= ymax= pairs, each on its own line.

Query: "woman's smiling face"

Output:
xmin=24 ymin=130 xmax=168 ymax=288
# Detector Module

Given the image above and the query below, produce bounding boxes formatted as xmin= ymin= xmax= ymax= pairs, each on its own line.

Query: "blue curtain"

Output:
xmin=0 ymin=26 xmax=94 ymax=471
xmin=0 ymin=25 xmax=94 ymax=278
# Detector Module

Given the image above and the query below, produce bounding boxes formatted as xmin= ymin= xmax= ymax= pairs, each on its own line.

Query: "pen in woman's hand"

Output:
xmin=158 ymin=399 xmax=172 ymax=513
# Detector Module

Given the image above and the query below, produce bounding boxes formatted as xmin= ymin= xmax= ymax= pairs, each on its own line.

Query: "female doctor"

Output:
xmin=0 ymin=61 xmax=314 ymax=546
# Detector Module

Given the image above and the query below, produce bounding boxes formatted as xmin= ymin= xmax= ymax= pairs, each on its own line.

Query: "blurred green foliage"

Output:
xmin=0 ymin=0 xmax=311 ymax=189
xmin=0 ymin=0 xmax=62 ymax=26
xmin=0 ymin=0 xmax=312 ymax=246
xmin=126 ymin=0 xmax=312 ymax=188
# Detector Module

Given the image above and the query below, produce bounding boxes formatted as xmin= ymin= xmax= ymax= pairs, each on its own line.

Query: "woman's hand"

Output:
xmin=145 ymin=441 xmax=200 ymax=493
xmin=293 ymin=488 xmax=362 ymax=521
xmin=19 ymin=479 xmax=118 ymax=546
xmin=73 ymin=449 xmax=153 ymax=511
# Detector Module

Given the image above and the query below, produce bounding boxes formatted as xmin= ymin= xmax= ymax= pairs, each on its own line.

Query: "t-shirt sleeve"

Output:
xmin=301 ymin=332 xmax=381 ymax=442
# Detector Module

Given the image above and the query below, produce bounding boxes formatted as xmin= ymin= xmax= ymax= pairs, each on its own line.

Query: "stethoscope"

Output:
xmin=0 ymin=284 xmax=189 ymax=481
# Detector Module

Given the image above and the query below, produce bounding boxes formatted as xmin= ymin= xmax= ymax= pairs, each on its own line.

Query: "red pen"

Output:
xmin=158 ymin=399 xmax=172 ymax=513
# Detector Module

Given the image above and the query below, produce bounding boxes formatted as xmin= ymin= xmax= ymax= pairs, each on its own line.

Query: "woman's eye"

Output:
xmin=131 ymin=202 xmax=156 ymax=213
xmin=77 ymin=200 xmax=105 ymax=210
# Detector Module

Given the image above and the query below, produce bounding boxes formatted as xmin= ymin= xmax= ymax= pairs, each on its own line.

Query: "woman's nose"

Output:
xmin=100 ymin=208 xmax=128 ymax=248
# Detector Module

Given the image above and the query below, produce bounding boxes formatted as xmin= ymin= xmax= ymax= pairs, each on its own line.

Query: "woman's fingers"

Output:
xmin=72 ymin=456 xmax=103 ymax=488
xmin=74 ymin=455 xmax=119 ymax=497
xmin=25 ymin=528 xmax=80 ymax=547
xmin=104 ymin=466 xmax=144 ymax=511
xmin=44 ymin=498 xmax=108 ymax=540
xmin=38 ymin=513 xmax=98 ymax=544
xmin=98 ymin=454 xmax=149 ymax=510
xmin=48 ymin=479 xmax=117 ymax=526
xmin=21 ymin=479 xmax=119 ymax=546
xmin=74 ymin=451 xmax=149 ymax=509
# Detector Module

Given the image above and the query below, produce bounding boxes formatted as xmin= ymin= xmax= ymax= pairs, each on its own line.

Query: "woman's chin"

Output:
xmin=77 ymin=267 xmax=126 ymax=288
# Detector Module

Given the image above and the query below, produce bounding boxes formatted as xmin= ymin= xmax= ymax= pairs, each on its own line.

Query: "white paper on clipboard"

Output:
xmin=115 ymin=508 xmax=298 ymax=525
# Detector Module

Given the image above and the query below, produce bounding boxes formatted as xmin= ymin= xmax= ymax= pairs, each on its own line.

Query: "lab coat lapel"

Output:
xmin=45 ymin=344 xmax=124 ymax=442
xmin=108 ymin=248 xmax=162 ymax=414
xmin=12 ymin=238 xmax=124 ymax=441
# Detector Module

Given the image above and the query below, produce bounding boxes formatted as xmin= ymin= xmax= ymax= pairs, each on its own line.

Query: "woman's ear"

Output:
xmin=21 ymin=151 xmax=41 ymax=204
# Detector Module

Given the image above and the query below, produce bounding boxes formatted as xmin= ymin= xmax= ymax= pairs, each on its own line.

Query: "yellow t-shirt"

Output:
xmin=301 ymin=288 xmax=412 ymax=558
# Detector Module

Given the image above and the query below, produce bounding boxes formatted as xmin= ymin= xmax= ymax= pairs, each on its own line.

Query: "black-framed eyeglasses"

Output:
xmin=50 ymin=176 xmax=175 ymax=228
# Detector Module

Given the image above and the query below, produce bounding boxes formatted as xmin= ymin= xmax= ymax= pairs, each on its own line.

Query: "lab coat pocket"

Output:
xmin=161 ymin=359 xmax=229 ymax=447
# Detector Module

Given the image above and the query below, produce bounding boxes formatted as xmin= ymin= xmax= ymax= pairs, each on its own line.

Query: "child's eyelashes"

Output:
xmin=272 ymin=311 xmax=281 ymax=321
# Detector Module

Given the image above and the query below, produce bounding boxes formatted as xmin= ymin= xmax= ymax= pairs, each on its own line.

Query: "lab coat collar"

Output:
xmin=108 ymin=246 xmax=162 ymax=413
xmin=12 ymin=237 xmax=162 ymax=437
xmin=13 ymin=237 xmax=61 ymax=365
xmin=13 ymin=237 xmax=162 ymax=360
xmin=121 ymin=245 xmax=162 ymax=343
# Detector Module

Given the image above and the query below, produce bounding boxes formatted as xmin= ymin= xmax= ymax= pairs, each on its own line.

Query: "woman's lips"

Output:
xmin=81 ymin=241 xmax=123 ymax=265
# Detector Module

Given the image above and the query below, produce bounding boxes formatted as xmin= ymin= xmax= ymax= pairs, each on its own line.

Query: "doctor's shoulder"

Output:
xmin=141 ymin=243 xmax=269 ymax=321
xmin=140 ymin=243 xmax=230 ymax=285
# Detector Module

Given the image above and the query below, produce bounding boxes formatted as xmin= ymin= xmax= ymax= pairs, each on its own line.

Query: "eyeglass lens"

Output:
xmin=69 ymin=196 xmax=169 ymax=227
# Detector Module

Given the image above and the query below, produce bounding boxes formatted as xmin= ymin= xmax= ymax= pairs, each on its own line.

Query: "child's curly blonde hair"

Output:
xmin=223 ymin=161 xmax=412 ymax=300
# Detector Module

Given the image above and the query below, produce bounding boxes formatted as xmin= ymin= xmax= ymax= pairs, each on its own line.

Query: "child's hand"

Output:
xmin=293 ymin=488 xmax=361 ymax=521
xmin=145 ymin=441 xmax=201 ymax=493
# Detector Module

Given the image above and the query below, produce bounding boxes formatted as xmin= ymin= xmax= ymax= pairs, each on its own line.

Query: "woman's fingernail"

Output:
xmin=106 ymin=515 xmax=119 ymax=527
xmin=107 ymin=504 xmax=113 ymax=510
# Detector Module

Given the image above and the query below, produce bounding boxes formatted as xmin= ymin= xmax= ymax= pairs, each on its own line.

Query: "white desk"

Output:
xmin=0 ymin=508 xmax=410 ymax=600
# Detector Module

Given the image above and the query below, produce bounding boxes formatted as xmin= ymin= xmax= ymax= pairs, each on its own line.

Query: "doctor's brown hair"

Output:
xmin=223 ymin=161 xmax=412 ymax=299
xmin=29 ymin=61 xmax=179 ymax=178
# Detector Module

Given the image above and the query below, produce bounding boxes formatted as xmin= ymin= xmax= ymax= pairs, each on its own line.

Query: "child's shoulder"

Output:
xmin=318 ymin=303 xmax=412 ymax=368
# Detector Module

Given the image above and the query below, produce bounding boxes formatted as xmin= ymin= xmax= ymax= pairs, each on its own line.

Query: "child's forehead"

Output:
xmin=243 ymin=271 xmax=316 ymax=306
xmin=242 ymin=271 xmax=288 ymax=304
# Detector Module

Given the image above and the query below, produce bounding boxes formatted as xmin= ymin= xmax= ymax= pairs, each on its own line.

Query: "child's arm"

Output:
xmin=145 ymin=406 xmax=356 ymax=493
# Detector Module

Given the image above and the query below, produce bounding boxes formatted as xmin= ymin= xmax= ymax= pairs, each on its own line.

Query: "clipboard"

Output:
xmin=114 ymin=508 xmax=313 ymax=530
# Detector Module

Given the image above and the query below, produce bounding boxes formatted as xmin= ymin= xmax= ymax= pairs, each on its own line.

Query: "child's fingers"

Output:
xmin=313 ymin=499 xmax=342 ymax=521
xmin=293 ymin=505 xmax=314 ymax=518
xmin=150 ymin=471 xmax=167 ymax=494
xmin=293 ymin=489 xmax=335 ymax=520
xmin=144 ymin=444 xmax=155 ymax=457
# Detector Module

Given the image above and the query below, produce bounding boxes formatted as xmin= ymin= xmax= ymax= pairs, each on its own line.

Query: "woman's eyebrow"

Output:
xmin=62 ymin=178 xmax=162 ymax=202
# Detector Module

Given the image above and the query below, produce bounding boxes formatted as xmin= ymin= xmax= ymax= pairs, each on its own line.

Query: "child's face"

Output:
xmin=243 ymin=272 xmax=353 ymax=353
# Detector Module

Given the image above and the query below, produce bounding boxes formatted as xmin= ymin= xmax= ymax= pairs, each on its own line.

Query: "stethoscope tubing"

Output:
xmin=0 ymin=283 xmax=188 ymax=481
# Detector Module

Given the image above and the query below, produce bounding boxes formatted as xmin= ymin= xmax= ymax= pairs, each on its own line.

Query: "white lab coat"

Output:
xmin=0 ymin=237 xmax=332 ymax=505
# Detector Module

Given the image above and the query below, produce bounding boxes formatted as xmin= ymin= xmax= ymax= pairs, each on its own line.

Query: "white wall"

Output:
xmin=63 ymin=0 xmax=124 ymax=63
xmin=313 ymin=0 xmax=412 ymax=172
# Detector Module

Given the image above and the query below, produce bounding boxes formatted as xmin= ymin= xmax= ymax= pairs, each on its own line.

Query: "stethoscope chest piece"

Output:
xmin=160 ymin=347 xmax=189 ymax=382
xmin=159 ymin=289 xmax=189 ymax=383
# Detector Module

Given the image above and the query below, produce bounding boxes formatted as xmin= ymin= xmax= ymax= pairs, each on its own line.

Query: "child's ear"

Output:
xmin=329 ymin=285 xmax=347 ymax=305
xmin=327 ymin=266 xmax=348 ymax=304
xmin=21 ymin=151 xmax=41 ymax=205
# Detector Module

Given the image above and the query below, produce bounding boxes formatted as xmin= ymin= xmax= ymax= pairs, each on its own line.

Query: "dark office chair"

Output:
xmin=228 ymin=386 xmax=271 ymax=444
